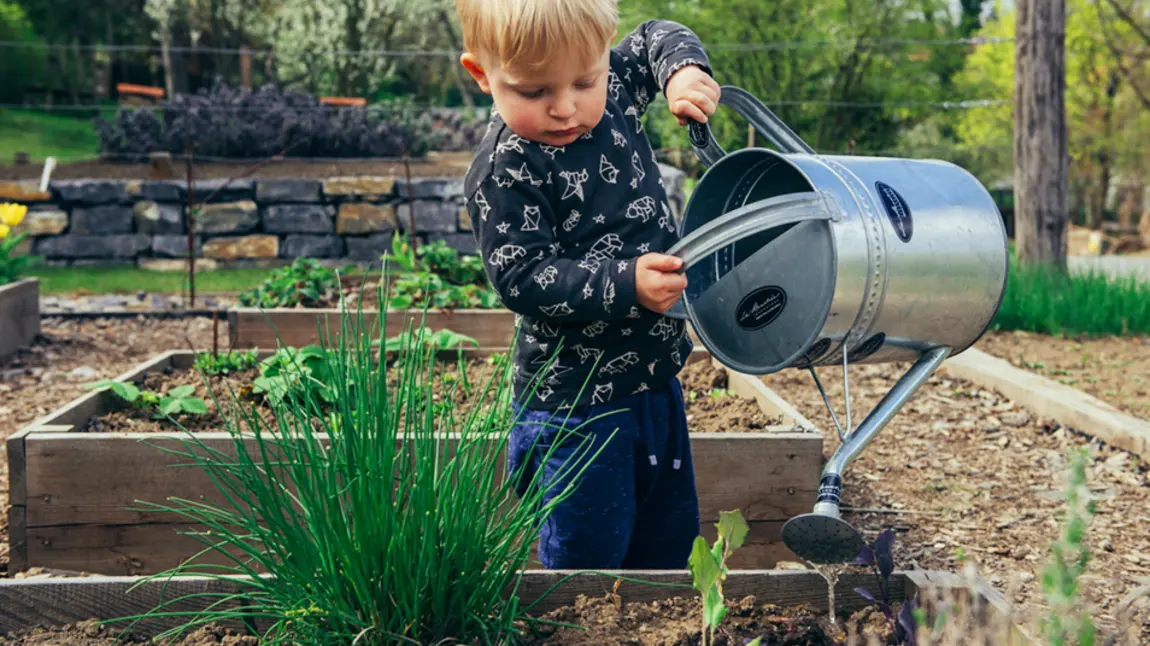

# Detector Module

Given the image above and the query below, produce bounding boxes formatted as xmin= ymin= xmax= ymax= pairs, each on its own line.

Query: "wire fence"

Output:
xmin=0 ymin=35 xmax=1014 ymax=56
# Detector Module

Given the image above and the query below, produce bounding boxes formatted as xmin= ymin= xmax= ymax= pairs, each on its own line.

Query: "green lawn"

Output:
xmin=30 ymin=266 xmax=275 ymax=296
xmin=0 ymin=109 xmax=104 ymax=163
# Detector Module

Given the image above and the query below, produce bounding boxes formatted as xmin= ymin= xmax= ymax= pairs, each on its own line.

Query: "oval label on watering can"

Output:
xmin=875 ymin=181 xmax=913 ymax=243
xmin=735 ymin=285 xmax=787 ymax=330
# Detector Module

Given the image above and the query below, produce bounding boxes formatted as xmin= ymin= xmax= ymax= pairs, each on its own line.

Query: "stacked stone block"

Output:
xmin=1 ymin=164 xmax=686 ymax=268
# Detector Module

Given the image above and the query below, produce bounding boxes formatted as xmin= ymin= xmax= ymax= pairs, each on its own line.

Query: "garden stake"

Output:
xmin=664 ymin=85 xmax=1009 ymax=564
xmin=185 ymin=143 xmax=196 ymax=308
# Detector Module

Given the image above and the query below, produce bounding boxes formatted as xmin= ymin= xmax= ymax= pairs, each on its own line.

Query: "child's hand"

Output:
xmin=665 ymin=66 xmax=721 ymax=126
xmin=635 ymin=253 xmax=688 ymax=313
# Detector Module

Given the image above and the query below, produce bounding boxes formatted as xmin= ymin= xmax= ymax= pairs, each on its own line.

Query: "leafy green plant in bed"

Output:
xmin=84 ymin=380 xmax=209 ymax=419
xmin=252 ymin=344 xmax=335 ymax=407
xmin=194 ymin=349 xmax=261 ymax=376
xmin=383 ymin=233 xmax=501 ymax=310
xmin=237 ymin=258 xmax=348 ymax=309
xmin=1040 ymin=446 xmax=1096 ymax=646
xmin=114 ymin=291 xmax=612 ymax=644
xmin=688 ymin=509 xmax=762 ymax=646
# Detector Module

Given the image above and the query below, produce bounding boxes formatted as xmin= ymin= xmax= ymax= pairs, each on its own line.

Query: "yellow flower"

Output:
xmin=0 ymin=224 xmax=9 ymax=239
xmin=0 ymin=203 xmax=28 ymax=228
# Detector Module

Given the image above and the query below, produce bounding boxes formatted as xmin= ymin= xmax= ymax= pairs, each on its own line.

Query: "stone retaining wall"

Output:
xmin=2 ymin=164 xmax=687 ymax=269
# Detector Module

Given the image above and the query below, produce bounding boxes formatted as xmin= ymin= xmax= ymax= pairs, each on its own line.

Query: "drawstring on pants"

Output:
xmin=637 ymin=381 xmax=685 ymax=470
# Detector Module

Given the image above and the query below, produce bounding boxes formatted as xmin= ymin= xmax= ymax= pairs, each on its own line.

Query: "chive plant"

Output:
xmin=117 ymin=278 xmax=614 ymax=645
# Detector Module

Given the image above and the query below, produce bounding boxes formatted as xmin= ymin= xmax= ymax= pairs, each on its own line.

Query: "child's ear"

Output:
xmin=460 ymin=52 xmax=492 ymax=94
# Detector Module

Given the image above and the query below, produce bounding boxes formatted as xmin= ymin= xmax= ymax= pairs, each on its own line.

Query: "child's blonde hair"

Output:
xmin=456 ymin=0 xmax=618 ymax=72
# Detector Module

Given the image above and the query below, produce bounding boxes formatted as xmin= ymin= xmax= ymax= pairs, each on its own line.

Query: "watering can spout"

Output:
xmin=781 ymin=345 xmax=951 ymax=564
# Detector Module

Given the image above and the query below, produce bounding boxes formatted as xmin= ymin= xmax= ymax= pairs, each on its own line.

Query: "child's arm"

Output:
xmin=610 ymin=20 xmax=714 ymax=117
xmin=466 ymin=148 xmax=643 ymax=322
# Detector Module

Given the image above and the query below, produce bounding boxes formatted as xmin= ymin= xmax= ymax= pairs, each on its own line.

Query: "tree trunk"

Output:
xmin=439 ymin=10 xmax=475 ymax=110
xmin=1013 ymin=0 xmax=1069 ymax=270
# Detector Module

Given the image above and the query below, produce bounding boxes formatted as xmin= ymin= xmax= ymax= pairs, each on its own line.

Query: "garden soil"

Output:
xmin=762 ymin=360 xmax=1150 ymax=640
xmin=79 ymin=354 xmax=780 ymax=435
xmin=0 ymin=599 xmax=896 ymax=645
xmin=975 ymin=330 xmax=1150 ymax=419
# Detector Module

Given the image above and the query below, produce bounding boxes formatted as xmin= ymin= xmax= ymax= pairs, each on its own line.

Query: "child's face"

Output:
xmin=463 ymin=48 xmax=611 ymax=147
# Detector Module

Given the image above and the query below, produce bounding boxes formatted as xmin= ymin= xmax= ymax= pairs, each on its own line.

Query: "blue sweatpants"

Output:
xmin=507 ymin=377 xmax=700 ymax=570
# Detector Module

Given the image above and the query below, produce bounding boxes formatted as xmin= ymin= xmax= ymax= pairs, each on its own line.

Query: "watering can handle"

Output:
xmin=666 ymin=191 xmax=836 ymax=273
xmin=688 ymin=86 xmax=816 ymax=166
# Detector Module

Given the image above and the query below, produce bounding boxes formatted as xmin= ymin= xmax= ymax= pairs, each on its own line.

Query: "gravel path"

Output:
xmin=763 ymin=360 xmax=1150 ymax=640
xmin=0 ymin=317 xmax=216 ymax=575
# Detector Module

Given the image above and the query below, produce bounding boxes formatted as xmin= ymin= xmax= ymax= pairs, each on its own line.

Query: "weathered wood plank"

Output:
xmin=228 ymin=307 xmax=521 ymax=350
xmin=0 ymin=278 xmax=39 ymax=362
xmin=0 ymin=570 xmax=929 ymax=639
xmin=21 ymin=519 xmax=792 ymax=576
xmin=23 ymin=432 xmax=819 ymax=527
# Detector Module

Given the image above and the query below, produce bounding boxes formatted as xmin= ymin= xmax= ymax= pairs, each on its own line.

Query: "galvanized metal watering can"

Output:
xmin=664 ymin=86 xmax=1009 ymax=564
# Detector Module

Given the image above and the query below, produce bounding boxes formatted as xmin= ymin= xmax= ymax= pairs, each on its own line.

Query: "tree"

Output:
xmin=1014 ymin=0 xmax=1069 ymax=270
xmin=618 ymin=0 xmax=957 ymax=159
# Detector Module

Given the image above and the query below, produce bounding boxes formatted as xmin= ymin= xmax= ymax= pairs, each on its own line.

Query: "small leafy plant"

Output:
xmin=252 ymin=345 xmax=335 ymax=406
xmin=855 ymin=529 xmax=920 ymax=645
xmin=194 ymin=349 xmax=261 ymax=376
xmin=237 ymin=258 xmax=346 ymax=309
xmin=85 ymin=380 xmax=208 ymax=419
xmin=688 ymin=509 xmax=762 ymax=646
xmin=383 ymin=233 xmax=501 ymax=310
xmin=1040 ymin=446 xmax=1096 ymax=646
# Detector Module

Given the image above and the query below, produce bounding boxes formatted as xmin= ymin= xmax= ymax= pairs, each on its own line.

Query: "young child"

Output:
xmin=456 ymin=0 xmax=720 ymax=570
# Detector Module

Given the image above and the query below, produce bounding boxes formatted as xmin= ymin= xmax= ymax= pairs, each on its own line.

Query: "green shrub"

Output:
xmin=113 ymin=296 xmax=608 ymax=644
xmin=991 ymin=258 xmax=1150 ymax=337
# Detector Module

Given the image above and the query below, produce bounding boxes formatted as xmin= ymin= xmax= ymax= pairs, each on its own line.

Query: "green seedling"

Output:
xmin=688 ymin=509 xmax=761 ymax=646
xmin=85 ymin=381 xmax=208 ymax=419
xmin=1040 ymin=445 xmax=1096 ymax=646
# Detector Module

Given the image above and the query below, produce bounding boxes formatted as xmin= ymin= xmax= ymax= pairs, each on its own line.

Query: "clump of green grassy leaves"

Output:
xmin=112 ymin=279 xmax=607 ymax=645
xmin=237 ymin=257 xmax=347 ymax=309
xmin=992 ymin=256 xmax=1150 ymax=337
xmin=84 ymin=380 xmax=208 ymax=419
xmin=688 ymin=509 xmax=762 ymax=646
xmin=383 ymin=233 xmax=501 ymax=310
xmin=193 ymin=348 xmax=261 ymax=376
xmin=1041 ymin=445 xmax=1096 ymax=646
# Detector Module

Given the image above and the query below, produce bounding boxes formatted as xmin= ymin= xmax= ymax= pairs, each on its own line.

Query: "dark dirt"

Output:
xmin=522 ymin=593 xmax=893 ymax=645
xmin=0 ymin=597 xmax=893 ymax=646
xmin=679 ymin=359 xmax=784 ymax=432
xmin=0 ymin=156 xmax=471 ymax=181
xmin=0 ymin=619 xmax=258 ymax=645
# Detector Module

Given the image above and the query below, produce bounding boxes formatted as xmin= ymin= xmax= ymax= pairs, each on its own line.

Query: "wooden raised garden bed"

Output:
xmin=7 ymin=348 xmax=823 ymax=576
xmin=0 ymin=570 xmax=1030 ymax=644
xmin=0 ymin=277 xmax=40 ymax=362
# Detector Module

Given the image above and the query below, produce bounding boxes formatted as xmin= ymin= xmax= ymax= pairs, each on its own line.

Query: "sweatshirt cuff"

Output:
xmin=658 ymin=56 xmax=713 ymax=93
xmin=607 ymin=257 xmax=641 ymax=318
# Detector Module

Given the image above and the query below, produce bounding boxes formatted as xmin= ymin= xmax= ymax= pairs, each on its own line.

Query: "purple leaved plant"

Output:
xmin=855 ymin=529 xmax=919 ymax=645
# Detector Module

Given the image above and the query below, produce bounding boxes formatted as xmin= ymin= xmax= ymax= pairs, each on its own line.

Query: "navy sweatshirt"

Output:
xmin=463 ymin=20 xmax=712 ymax=411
